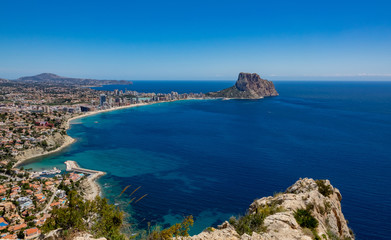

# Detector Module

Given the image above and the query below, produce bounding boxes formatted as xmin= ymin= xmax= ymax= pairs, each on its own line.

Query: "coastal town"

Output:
xmin=0 ymin=73 xmax=207 ymax=239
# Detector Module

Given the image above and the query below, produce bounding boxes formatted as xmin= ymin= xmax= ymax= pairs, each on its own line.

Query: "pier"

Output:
xmin=64 ymin=160 xmax=105 ymax=177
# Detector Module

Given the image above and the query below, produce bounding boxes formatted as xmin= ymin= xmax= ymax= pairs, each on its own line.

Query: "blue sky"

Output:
xmin=1 ymin=0 xmax=390 ymax=80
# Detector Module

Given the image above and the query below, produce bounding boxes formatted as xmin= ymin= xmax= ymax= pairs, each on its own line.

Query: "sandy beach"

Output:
xmin=66 ymin=160 xmax=106 ymax=200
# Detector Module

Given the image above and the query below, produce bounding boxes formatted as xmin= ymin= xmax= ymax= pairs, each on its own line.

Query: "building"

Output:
xmin=99 ymin=94 xmax=106 ymax=106
xmin=56 ymin=189 xmax=66 ymax=199
xmin=0 ymin=217 xmax=8 ymax=230
xmin=24 ymin=227 xmax=41 ymax=239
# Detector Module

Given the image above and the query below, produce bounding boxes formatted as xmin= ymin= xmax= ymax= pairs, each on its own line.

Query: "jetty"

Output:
xmin=65 ymin=160 xmax=105 ymax=177
xmin=64 ymin=160 xmax=105 ymax=200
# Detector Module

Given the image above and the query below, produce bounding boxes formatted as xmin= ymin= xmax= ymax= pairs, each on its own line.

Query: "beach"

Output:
xmin=66 ymin=160 xmax=106 ymax=200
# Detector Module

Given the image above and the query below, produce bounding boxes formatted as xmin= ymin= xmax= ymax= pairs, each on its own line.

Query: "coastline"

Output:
xmin=15 ymin=99 xmax=203 ymax=199
xmin=66 ymin=160 xmax=106 ymax=200
xmin=14 ymin=135 xmax=76 ymax=167
xmin=16 ymin=101 xmax=165 ymax=168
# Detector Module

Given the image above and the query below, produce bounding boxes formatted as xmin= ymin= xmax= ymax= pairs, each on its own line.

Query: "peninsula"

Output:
xmin=207 ymin=72 xmax=278 ymax=99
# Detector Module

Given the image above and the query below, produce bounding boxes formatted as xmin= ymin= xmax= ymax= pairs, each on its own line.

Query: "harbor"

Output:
xmin=64 ymin=160 xmax=106 ymax=200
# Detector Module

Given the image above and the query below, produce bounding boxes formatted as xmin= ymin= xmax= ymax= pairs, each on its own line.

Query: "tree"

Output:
xmin=42 ymin=191 xmax=126 ymax=240
xmin=17 ymin=231 xmax=24 ymax=239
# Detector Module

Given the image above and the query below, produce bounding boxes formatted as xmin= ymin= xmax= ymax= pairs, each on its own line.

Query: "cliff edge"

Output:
xmin=181 ymin=178 xmax=354 ymax=240
xmin=208 ymin=73 xmax=278 ymax=99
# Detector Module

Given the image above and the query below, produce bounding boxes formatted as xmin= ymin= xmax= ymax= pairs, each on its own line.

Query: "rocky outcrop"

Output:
xmin=181 ymin=178 xmax=354 ymax=240
xmin=208 ymin=73 xmax=278 ymax=99
xmin=15 ymin=132 xmax=74 ymax=166
xmin=44 ymin=230 xmax=106 ymax=240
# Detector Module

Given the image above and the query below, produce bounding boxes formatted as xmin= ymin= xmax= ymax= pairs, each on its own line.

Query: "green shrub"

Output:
xmin=294 ymin=209 xmax=319 ymax=229
xmin=316 ymin=180 xmax=333 ymax=197
xmin=229 ymin=204 xmax=284 ymax=235
xmin=42 ymin=190 xmax=125 ymax=240
xmin=148 ymin=215 xmax=194 ymax=240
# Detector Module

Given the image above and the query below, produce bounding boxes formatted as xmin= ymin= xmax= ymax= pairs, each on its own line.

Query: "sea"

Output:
xmin=21 ymin=81 xmax=391 ymax=239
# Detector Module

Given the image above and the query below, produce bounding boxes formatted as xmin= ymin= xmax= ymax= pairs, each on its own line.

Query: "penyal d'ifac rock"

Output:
xmin=208 ymin=72 xmax=278 ymax=99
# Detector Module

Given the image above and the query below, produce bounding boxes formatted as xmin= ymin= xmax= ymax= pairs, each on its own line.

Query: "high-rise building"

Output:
xmin=100 ymin=94 xmax=106 ymax=106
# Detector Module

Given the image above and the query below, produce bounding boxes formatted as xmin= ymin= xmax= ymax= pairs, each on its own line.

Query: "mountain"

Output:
xmin=208 ymin=72 xmax=278 ymax=99
xmin=182 ymin=178 xmax=354 ymax=240
xmin=0 ymin=78 xmax=9 ymax=83
xmin=15 ymin=73 xmax=132 ymax=86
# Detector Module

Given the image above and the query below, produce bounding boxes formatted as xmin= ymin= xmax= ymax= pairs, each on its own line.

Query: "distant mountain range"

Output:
xmin=3 ymin=73 xmax=132 ymax=86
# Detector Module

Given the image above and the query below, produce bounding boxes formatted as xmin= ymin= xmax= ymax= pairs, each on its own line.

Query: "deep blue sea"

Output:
xmin=22 ymin=81 xmax=391 ymax=239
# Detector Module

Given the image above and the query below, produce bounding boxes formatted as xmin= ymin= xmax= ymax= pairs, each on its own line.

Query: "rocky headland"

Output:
xmin=15 ymin=132 xmax=75 ymax=166
xmin=208 ymin=72 xmax=278 ymax=99
xmin=181 ymin=178 xmax=354 ymax=240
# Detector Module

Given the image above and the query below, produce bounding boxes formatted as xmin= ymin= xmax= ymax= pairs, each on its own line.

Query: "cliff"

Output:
xmin=15 ymin=132 xmax=74 ymax=166
xmin=208 ymin=73 xmax=278 ymax=99
xmin=181 ymin=178 xmax=354 ymax=240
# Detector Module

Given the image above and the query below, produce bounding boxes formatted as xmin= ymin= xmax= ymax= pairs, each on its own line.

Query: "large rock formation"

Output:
xmin=181 ymin=178 xmax=354 ymax=240
xmin=208 ymin=73 xmax=278 ymax=99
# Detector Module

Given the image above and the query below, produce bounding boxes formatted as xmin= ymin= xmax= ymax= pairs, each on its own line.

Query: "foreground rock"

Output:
xmin=44 ymin=230 xmax=106 ymax=240
xmin=208 ymin=72 xmax=278 ymax=99
xmin=181 ymin=178 xmax=354 ymax=240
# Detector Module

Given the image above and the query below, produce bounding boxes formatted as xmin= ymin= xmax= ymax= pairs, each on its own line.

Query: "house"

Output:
xmin=24 ymin=227 xmax=41 ymax=239
xmin=8 ymin=222 xmax=27 ymax=232
xmin=34 ymin=193 xmax=46 ymax=203
xmin=1 ymin=234 xmax=17 ymax=239
xmin=0 ymin=202 xmax=16 ymax=212
xmin=56 ymin=189 xmax=66 ymax=199
xmin=0 ymin=217 xmax=8 ymax=230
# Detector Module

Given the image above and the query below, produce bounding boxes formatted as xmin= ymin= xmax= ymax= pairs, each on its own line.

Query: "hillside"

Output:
xmin=181 ymin=178 xmax=354 ymax=240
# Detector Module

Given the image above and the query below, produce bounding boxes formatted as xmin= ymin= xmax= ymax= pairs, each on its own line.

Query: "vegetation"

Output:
xmin=42 ymin=190 xmax=125 ymax=240
xmin=294 ymin=209 xmax=318 ymax=229
xmin=229 ymin=203 xmax=285 ymax=235
xmin=147 ymin=215 xmax=194 ymax=240
xmin=316 ymin=180 xmax=333 ymax=197
xmin=294 ymin=208 xmax=321 ymax=239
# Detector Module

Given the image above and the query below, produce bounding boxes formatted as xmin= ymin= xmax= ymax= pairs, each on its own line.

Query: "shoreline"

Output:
xmin=14 ymin=135 xmax=76 ymax=167
xmin=16 ymin=101 xmax=170 ymax=168
xmin=15 ymin=99 xmax=205 ymax=199
xmin=65 ymin=160 xmax=106 ymax=200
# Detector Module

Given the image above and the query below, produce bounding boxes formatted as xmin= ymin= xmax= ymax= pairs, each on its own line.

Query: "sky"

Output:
xmin=1 ymin=0 xmax=391 ymax=80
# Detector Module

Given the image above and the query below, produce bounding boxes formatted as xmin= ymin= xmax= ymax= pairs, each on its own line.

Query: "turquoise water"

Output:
xmin=22 ymin=81 xmax=391 ymax=239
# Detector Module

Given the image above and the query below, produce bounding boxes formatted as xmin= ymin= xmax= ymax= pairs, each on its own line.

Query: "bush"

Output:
xmin=148 ymin=215 xmax=194 ymax=240
xmin=315 ymin=180 xmax=333 ymax=197
xmin=42 ymin=190 xmax=125 ymax=240
xmin=229 ymin=204 xmax=284 ymax=235
xmin=294 ymin=209 xmax=319 ymax=229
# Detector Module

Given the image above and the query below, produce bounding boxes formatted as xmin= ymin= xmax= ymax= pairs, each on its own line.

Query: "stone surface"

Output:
xmin=208 ymin=73 xmax=278 ymax=99
xmin=180 ymin=178 xmax=354 ymax=240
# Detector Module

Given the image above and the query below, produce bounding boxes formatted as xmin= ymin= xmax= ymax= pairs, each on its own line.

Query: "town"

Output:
xmin=0 ymin=74 xmax=207 ymax=239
